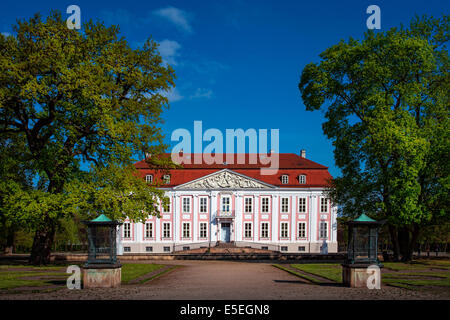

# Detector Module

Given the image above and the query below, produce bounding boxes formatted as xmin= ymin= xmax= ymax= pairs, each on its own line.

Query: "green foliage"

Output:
xmin=0 ymin=11 xmax=176 ymax=260
xmin=299 ymin=15 xmax=449 ymax=230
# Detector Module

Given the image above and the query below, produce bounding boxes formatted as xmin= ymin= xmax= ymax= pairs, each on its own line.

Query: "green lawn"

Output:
xmin=0 ymin=263 xmax=171 ymax=291
xmin=291 ymin=263 xmax=342 ymax=282
xmin=275 ymin=260 xmax=450 ymax=293
xmin=121 ymin=263 xmax=167 ymax=284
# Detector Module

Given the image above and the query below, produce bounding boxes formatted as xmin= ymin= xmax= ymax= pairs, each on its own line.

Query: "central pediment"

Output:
xmin=175 ymin=169 xmax=274 ymax=189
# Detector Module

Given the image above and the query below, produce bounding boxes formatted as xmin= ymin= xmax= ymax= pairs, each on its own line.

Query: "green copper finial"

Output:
xmin=354 ymin=213 xmax=376 ymax=222
xmin=91 ymin=214 xmax=112 ymax=222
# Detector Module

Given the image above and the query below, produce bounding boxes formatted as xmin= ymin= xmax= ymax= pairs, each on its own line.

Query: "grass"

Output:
xmin=273 ymin=264 xmax=323 ymax=284
xmin=291 ymin=263 xmax=342 ymax=282
xmin=275 ymin=259 xmax=450 ymax=294
xmin=0 ymin=263 xmax=171 ymax=291
xmin=121 ymin=263 xmax=167 ymax=284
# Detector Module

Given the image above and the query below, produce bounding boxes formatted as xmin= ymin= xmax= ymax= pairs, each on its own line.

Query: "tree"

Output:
xmin=299 ymin=15 xmax=449 ymax=262
xmin=0 ymin=133 xmax=34 ymax=254
xmin=0 ymin=11 xmax=175 ymax=264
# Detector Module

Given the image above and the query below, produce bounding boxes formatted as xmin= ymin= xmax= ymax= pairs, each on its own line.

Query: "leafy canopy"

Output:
xmin=299 ymin=15 xmax=449 ymax=226
xmin=0 ymin=11 xmax=175 ymax=227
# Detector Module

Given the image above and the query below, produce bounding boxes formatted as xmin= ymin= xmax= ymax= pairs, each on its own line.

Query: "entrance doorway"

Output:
xmin=221 ymin=223 xmax=231 ymax=242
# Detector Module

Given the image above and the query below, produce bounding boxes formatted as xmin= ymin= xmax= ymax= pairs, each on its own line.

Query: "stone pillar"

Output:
xmin=83 ymin=264 xmax=122 ymax=288
xmin=342 ymin=264 xmax=381 ymax=288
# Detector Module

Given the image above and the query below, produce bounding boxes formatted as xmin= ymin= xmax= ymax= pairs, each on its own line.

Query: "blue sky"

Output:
xmin=1 ymin=0 xmax=448 ymax=177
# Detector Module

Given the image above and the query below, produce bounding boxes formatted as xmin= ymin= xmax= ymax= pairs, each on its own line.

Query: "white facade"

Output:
xmin=118 ymin=169 xmax=338 ymax=254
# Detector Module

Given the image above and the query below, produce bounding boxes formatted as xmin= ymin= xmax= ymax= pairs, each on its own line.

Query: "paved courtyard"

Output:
xmin=0 ymin=260 xmax=447 ymax=300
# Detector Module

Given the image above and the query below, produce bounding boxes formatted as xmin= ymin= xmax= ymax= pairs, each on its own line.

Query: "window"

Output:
xmin=320 ymin=198 xmax=329 ymax=213
xmin=244 ymin=197 xmax=253 ymax=213
xmin=298 ymin=222 xmax=306 ymax=238
xmin=244 ymin=223 xmax=252 ymax=238
xmin=261 ymin=197 xmax=270 ymax=213
xmin=281 ymin=175 xmax=289 ymax=184
xmin=298 ymin=197 xmax=306 ymax=213
xmin=163 ymin=174 xmax=171 ymax=184
xmin=145 ymin=174 xmax=153 ymax=183
xmin=123 ymin=222 xmax=131 ymax=238
xmin=260 ymin=222 xmax=269 ymax=238
xmin=261 ymin=246 xmax=269 ymax=250
xmin=280 ymin=222 xmax=289 ymax=238
xmin=162 ymin=199 xmax=171 ymax=213
xmin=145 ymin=222 xmax=153 ymax=238
xmin=146 ymin=246 xmax=153 ymax=252
xmin=299 ymin=175 xmax=306 ymax=184
xmin=183 ymin=246 xmax=190 ymax=251
xmin=182 ymin=222 xmax=190 ymax=239
xmin=200 ymin=222 xmax=207 ymax=238
xmin=199 ymin=197 xmax=207 ymax=213
xmin=281 ymin=197 xmax=289 ymax=213
xmin=123 ymin=246 xmax=131 ymax=252
xmin=163 ymin=246 xmax=170 ymax=252
xmin=298 ymin=246 xmax=306 ymax=252
xmin=221 ymin=196 xmax=231 ymax=213
xmin=182 ymin=197 xmax=191 ymax=213
xmin=319 ymin=221 xmax=328 ymax=239
xmin=163 ymin=223 xmax=171 ymax=238
xmin=280 ymin=246 xmax=288 ymax=252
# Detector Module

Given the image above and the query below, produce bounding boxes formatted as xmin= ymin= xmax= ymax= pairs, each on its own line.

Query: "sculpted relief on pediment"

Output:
xmin=179 ymin=170 xmax=271 ymax=189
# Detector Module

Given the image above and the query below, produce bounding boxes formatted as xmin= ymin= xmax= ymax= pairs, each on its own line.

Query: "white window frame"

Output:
xmin=221 ymin=195 xmax=231 ymax=213
xmin=163 ymin=174 xmax=171 ymax=184
xmin=145 ymin=222 xmax=153 ymax=239
xmin=320 ymin=198 xmax=329 ymax=213
xmin=298 ymin=222 xmax=306 ymax=238
xmin=199 ymin=197 xmax=208 ymax=213
xmin=319 ymin=221 xmax=328 ymax=239
xmin=145 ymin=174 xmax=153 ymax=183
xmin=299 ymin=175 xmax=306 ymax=184
xmin=281 ymin=197 xmax=289 ymax=213
xmin=244 ymin=222 xmax=252 ymax=239
xmin=199 ymin=222 xmax=208 ymax=239
xmin=280 ymin=222 xmax=289 ymax=239
xmin=260 ymin=222 xmax=269 ymax=239
xmin=281 ymin=175 xmax=289 ymax=184
xmin=298 ymin=197 xmax=307 ymax=213
xmin=261 ymin=197 xmax=270 ymax=213
xmin=182 ymin=222 xmax=191 ymax=239
xmin=182 ymin=197 xmax=191 ymax=213
xmin=162 ymin=198 xmax=171 ymax=213
xmin=244 ymin=197 xmax=253 ymax=213
xmin=123 ymin=222 xmax=131 ymax=239
xmin=162 ymin=222 xmax=171 ymax=239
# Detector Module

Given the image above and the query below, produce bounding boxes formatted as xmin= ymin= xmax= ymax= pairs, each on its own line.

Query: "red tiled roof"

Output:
xmin=134 ymin=153 xmax=332 ymax=188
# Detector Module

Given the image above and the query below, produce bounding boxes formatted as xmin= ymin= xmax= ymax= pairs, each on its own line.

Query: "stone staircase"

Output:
xmin=174 ymin=242 xmax=278 ymax=256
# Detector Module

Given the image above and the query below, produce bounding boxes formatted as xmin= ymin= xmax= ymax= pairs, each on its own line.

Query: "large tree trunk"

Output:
xmin=388 ymin=225 xmax=401 ymax=261
xmin=29 ymin=219 xmax=56 ymax=265
xmin=398 ymin=224 xmax=420 ymax=262
xmin=4 ymin=228 xmax=15 ymax=255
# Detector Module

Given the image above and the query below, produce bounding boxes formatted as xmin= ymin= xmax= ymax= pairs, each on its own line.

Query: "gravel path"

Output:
xmin=0 ymin=260 xmax=447 ymax=300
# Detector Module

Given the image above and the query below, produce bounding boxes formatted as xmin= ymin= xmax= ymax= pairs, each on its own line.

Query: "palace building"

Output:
xmin=118 ymin=151 xmax=337 ymax=254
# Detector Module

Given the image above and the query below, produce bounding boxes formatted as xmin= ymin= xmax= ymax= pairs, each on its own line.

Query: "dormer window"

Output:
xmin=145 ymin=174 xmax=153 ymax=184
xmin=281 ymin=175 xmax=289 ymax=184
xmin=299 ymin=174 xmax=306 ymax=184
xmin=163 ymin=174 xmax=171 ymax=184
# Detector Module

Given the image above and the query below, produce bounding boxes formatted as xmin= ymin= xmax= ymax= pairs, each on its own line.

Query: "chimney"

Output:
xmin=300 ymin=149 xmax=306 ymax=158
xmin=145 ymin=152 xmax=151 ymax=159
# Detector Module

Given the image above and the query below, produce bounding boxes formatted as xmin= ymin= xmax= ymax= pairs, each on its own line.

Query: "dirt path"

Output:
xmin=0 ymin=260 xmax=446 ymax=300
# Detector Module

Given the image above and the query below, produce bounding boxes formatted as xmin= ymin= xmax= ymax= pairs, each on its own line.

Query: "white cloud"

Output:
xmin=190 ymin=88 xmax=214 ymax=99
xmin=162 ymin=88 xmax=184 ymax=103
xmin=1 ymin=32 xmax=11 ymax=37
xmin=153 ymin=6 xmax=193 ymax=34
xmin=158 ymin=39 xmax=181 ymax=66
